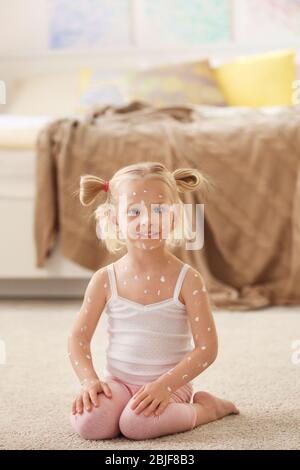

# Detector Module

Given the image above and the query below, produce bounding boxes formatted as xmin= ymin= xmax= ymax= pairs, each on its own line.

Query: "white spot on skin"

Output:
xmin=201 ymin=346 xmax=206 ymax=351
xmin=144 ymin=289 xmax=148 ymax=294
xmin=142 ymin=243 xmax=146 ymax=250
xmin=157 ymin=290 xmax=161 ymax=296
xmin=182 ymin=374 xmax=188 ymax=379
xmin=75 ymin=361 xmax=79 ymax=366
xmin=133 ymin=191 xmax=136 ymax=196
xmin=167 ymin=386 xmax=172 ymax=392
xmin=194 ymin=274 xmax=198 ymax=277
xmin=134 ymin=274 xmax=138 ymax=280
xmin=143 ymin=190 xmax=147 ymax=193
xmin=86 ymin=355 xmax=91 ymax=360
xmin=123 ymin=281 xmax=127 ymax=285
xmin=158 ymin=194 xmax=163 ymax=198
xmin=202 ymin=286 xmax=207 ymax=292
xmin=207 ymin=327 xmax=211 ymax=332
xmin=146 ymin=275 xmax=151 ymax=280
xmin=202 ymin=362 xmax=208 ymax=368
xmin=160 ymin=276 xmax=166 ymax=283
xmin=167 ymin=260 xmax=171 ymax=264
xmin=195 ymin=317 xmax=199 ymax=322
xmin=104 ymin=283 xmax=107 ymax=288
xmin=187 ymin=357 xmax=192 ymax=362
xmin=193 ymin=290 xmax=199 ymax=295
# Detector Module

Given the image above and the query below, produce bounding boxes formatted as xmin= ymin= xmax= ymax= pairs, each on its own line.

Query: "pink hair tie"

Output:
xmin=103 ymin=180 xmax=109 ymax=192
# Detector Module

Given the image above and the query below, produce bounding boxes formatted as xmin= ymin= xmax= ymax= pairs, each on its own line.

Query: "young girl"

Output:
xmin=68 ymin=161 xmax=239 ymax=441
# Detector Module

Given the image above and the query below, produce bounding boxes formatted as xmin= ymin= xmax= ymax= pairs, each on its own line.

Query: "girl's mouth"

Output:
xmin=138 ymin=231 xmax=159 ymax=238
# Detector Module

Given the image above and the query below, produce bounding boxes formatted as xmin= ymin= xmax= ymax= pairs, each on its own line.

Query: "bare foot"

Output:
xmin=191 ymin=391 xmax=239 ymax=427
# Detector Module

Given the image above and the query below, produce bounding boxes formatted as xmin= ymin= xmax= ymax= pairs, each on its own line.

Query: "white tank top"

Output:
xmin=103 ymin=262 xmax=194 ymax=385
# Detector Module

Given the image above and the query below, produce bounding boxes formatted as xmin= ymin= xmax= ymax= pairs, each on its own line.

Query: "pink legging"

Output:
xmin=70 ymin=375 xmax=197 ymax=440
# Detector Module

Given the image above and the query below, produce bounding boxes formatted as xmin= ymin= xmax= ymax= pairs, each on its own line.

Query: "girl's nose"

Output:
xmin=141 ymin=220 xmax=148 ymax=228
xmin=140 ymin=213 xmax=149 ymax=226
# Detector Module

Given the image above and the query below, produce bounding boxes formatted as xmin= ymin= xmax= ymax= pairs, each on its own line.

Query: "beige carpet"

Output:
xmin=0 ymin=299 xmax=299 ymax=450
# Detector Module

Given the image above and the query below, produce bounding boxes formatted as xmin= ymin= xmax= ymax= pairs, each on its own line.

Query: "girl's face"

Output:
xmin=115 ymin=178 xmax=176 ymax=249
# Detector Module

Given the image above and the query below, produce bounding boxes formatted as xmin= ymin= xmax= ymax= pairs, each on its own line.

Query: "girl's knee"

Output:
xmin=70 ymin=405 xmax=120 ymax=440
xmin=119 ymin=401 xmax=196 ymax=440
xmin=119 ymin=406 xmax=160 ymax=440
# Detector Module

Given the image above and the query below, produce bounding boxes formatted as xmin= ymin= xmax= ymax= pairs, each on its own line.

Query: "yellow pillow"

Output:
xmin=213 ymin=49 xmax=296 ymax=107
xmin=128 ymin=60 xmax=227 ymax=106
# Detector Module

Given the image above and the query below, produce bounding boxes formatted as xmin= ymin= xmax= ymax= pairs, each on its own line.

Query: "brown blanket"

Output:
xmin=34 ymin=101 xmax=300 ymax=310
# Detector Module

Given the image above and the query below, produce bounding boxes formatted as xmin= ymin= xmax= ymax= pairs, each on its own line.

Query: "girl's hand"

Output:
xmin=130 ymin=381 xmax=172 ymax=417
xmin=72 ymin=379 xmax=112 ymax=414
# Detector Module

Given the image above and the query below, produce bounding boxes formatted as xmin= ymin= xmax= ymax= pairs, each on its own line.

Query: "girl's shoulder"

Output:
xmin=89 ymin=265 xmax=111 ymax=289
xmin=172 ymin=258 xmax=203 ymax=280
xmin=181 ymin=263 xmax=206 ymax=291
xmin=93 ymin=264 xmax=109 ymax=277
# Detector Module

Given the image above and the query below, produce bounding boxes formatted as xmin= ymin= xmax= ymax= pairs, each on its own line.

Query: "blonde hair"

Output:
xmin=79 ymin=161 xmax=212 ymax=253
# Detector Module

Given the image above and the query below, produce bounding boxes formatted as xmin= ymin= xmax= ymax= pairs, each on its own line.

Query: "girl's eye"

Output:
xmin=128 ymin=208 xmax=140 ymax=216
xmin=128 ymin=205 xmax=167 ymax=216
xmin=153 ymin=206 xmax=166 ymax=214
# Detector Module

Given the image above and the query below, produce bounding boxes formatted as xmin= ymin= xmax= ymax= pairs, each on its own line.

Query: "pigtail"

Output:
xmin=79 ymin=174 xmax=109 ymax=206
xmin=172 ymin=168 xmax=212 ymax=196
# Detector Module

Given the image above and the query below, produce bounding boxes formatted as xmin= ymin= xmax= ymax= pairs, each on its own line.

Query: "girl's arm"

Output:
xmin=155 ymin=267 xmax=218 ymax=393
xmin=68 ymin=267 xmax=108 ymax=389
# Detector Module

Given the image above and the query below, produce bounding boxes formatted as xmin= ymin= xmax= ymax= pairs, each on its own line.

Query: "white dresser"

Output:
xmin=0 ymin=132 xmax=93 ymax=297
